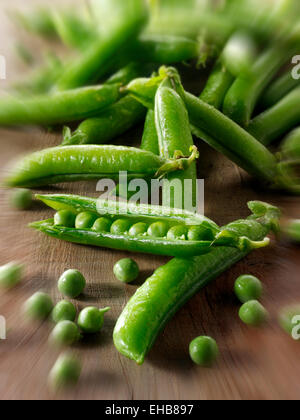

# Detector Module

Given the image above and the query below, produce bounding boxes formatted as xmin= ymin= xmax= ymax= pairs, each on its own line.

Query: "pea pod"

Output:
xmin=223 ymin=30 xmax=300 ymax=126
xmin=140 ymin=110 xmax=159 ymax=155
xmin=0 ymin=84 xmax=121 ymax=126
xmin=260 ymin=70 xmax=300 ymax=110
xmin=155 ymin=82 xmax=197 ymax=210
xmin=126 ymin=70 xmax=278 ymax=184
xmin=113 ymin=201 xmax=280 ymax=364
xmin=248 ymin=87 xmax=300 ymax=146
xmin=5 ymin=145 xmax=199 ymax=188
xmin=56 ymin=0 xmax=148 ymax=90
xmin=30 ymin=195 xmax=270 ymax=258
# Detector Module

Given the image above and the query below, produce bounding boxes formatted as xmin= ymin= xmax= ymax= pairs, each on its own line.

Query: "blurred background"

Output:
xmin=0 ymin=0 xmax=299 ymax=400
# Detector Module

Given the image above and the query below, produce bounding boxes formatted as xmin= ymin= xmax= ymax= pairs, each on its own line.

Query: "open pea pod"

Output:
xmin=30 ymin=195 xmax=270 ymax=258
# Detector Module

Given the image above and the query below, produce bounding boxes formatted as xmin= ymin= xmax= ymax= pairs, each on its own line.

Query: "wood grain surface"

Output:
xmin=0 ymin=0 xmax=299 ymax=401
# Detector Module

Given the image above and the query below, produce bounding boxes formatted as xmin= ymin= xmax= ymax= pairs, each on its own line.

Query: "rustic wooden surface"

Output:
xmin=0 ymin=0 xmax=300 ymax=401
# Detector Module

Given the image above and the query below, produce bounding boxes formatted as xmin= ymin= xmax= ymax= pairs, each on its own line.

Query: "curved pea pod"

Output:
xmin=113 ymin=201 xmax=280 ymax=364
xmin=0 ymin=84 xmax=121 ymax=126
xmin=260 ymin=70 xmax=300 ymax=110
xmin=30 ymin=195 xmax=269 ymax=258
xmin=5 ymin=145 xmax=199 ymax=188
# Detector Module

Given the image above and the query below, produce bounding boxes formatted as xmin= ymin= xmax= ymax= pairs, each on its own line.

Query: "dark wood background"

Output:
xmin=0 ymin=0 xmax=299 ymax=401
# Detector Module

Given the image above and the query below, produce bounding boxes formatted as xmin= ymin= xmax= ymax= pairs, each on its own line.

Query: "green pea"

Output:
xmin=49 ymin=353 xmax=81 ymax=390
xmin=167 ymin=225 xmax=187 ymax=241
xmin=54 ymin=210 xmax=76 ymax=228
xmin=110 ymin=219 xmax=132 ymax=235
xmin=52 ymin=300 xmax=76 ymax=324
xmin=279 ymin=305 xmax=300 ymax=339
xmin=10 ymin=188 xmax=33 ymax=210
xmin=189 ymin=336 xmax=219 ymax=367
xmin=147 ymin=222 xmax=169 ymax=238
xmin=77 ymin=306 xmax=110 ymax=334
xmin=58 ymin=269 xmax=86 ymax=298
xmin=129 ymin=222 xmax=148 ymax=237
xmin=0 ymin=262 xmax=23 ymax=289
xmin=49 ymin=321 xmax=81 ymax=348
xmin=113 ymin=258 xmax=139 ymax=283
xmin=24 ymin=291 xmax=53 ymax=321
xmin=92 ymin=217 xmax=112 ymax=233
xmin=75 ymin=212 xmax=97 ymax=229
xmin=234 ymin=274 xmax=263 ymax=303
xmin=187 ymin=225 xmax=215 ymax=241
xmin=239 ymin=300 xmax=269 ymax=327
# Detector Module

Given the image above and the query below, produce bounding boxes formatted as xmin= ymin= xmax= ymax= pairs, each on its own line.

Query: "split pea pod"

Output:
xmin=223 ymin=32 xmax=300 ymax=127
xmin=260 ymin=70 xmax=300 ymax=110
xmin=248 ymin=87 xmax=300 ymax=146
xmin=0 ymin=83 xmax=121 ymax=126
xmin=155 ymin=82 xmax=197 ymax=210
xmin=30 ymin=195 xmax=269 ymax=259
xmin=5 ymin=145 xmax=199 ymax=188
xmin=113 ymin=201 xmax=280 ymax=364
xmin=56 ymin=0 xmax=148 ymax=90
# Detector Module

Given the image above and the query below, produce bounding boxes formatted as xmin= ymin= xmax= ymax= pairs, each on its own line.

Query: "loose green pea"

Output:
xmin=147 ymin=222 xmax=169 ymax=238
xmin=167 ymin=225 xmax=187 ymax=241
xmin=189 ymin=336 xmax=219 ymax=367
xmin=129 ymin=222 xmax=148 ymax=237
xmin=75 ymin=212 xmax=97 ymax=229
xmin=279 ymin=305 xmax=300 ymax=339
xmin=92 ymin=217 xmax=112 ymax=233
xmin=58 ymin=269 xmax=86 ymax=298
xmin=239 ymin=300 xmax=268 ymax=327
xmin=113 ymin=258 xmax=139 ymax=283
xmin=49 ymin=353 xmax=81 ymax=390
xmin=10 ymin=188 xmax=33 ymax=210
xmin=54 ymin=210 xmax=76 ymax=228
xmin=49 ymin=321 xmax=81 ymax=348
xmin=187 ymin=225 xmax=215 ymax=241
xmin=52 ymin=300 xmax=76 ymax=323
xmin=234 ymin=275 xmax=263 ymax=303
xmin=24 ymin=291 xmax=53 ymax=321
xmin=0 ymin=262 xmax=23 ymax=289
xmin=110 ymin=219 xmax=132 ymax=235
xmin=78 ymin=306 xmax=110 ymax=334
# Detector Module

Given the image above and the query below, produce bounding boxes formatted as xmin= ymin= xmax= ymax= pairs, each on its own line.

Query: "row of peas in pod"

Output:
xmin=54 ymin=209 xmax=215 ymax=241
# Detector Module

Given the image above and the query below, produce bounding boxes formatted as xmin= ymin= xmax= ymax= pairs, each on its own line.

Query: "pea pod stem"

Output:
xmin=248 ymin=87 xmax=300 ymax=146
xmin=0 ymin=84 xmax=121 ymax=126
xmin=113 ymin=201 xmax=280 ymax=364
xmin=5 ymin=145 xmax=199 ymax=188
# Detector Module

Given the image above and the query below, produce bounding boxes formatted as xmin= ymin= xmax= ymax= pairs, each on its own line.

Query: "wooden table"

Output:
xmin=0 ymin=0 xmax=300 ymax=401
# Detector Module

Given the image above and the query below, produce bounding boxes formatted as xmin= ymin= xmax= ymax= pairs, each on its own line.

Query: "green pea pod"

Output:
xmin=260 ymin=70 xmax=300 ymax=110
xmin=248 ymin=87 xmax=300 ymax=146
xmin=30 ymin=195 xmax=269 ymax=258
xmin=285 ymin=219 xmax=300 ymax=243
xmin=113 ymin=201 xmax=280 ymax=364
xmin=140 ymin=109 xmax=159 ymax=155
xmin=56 ymin=0 xmax=148 ymax=90
xmin=0 ymin=84 xmax=121 ymax=126
xmin=223 ymin=30 xmax=300 ymax=127
xmin=200 ymin=60 xmax=234 ymax=109
xmin=126 ymin=70 xmax=278 ymax=184
xmin=5 ymin=145 xmax=199 ymax=188
xmin=155 ymin=83 xmax=197 ymax=210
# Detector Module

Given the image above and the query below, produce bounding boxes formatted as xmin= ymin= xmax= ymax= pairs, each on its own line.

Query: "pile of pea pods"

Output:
xmin=1 ymin=0 xmax=300 ymax=387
